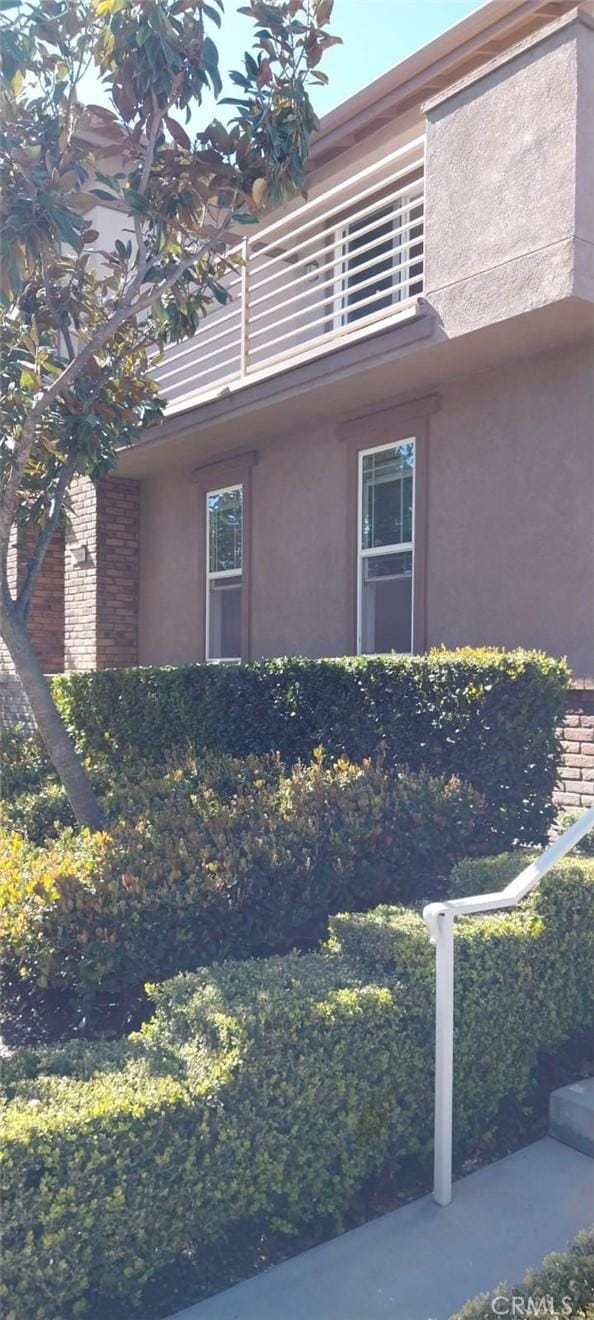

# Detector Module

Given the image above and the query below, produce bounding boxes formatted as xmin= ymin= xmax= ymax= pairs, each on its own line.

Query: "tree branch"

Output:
xmin=0 ymin=224 xmax=230 ymax=566
xmin=132 ymin=81 xmax=183 ymax=283
xmin=41 ymin=247 xmax=77 ymax=362
xmin=139 ymin=90 xmax=164 ymax=196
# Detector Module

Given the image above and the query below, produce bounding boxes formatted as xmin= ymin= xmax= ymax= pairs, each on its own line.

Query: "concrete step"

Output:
xmin=549 ymin=1076 xmax=594 ymax=1157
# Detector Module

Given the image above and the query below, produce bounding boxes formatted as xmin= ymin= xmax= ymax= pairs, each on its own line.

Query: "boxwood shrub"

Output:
xmin=332 ymin=854 xmax=594 ymax=1148
xmin=450 ymin=1227 xmax=594 ymax=1319
xmin=51 ymin=647 xmax=569 ymax=846
xmin=0 ymin=753 xmax=485 ymax=1012
xmin=2 ymin=853 xmax=592 ymax=1319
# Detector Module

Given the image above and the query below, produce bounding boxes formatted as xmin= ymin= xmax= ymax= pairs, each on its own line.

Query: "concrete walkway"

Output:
xmin=170 ymin=1139 xmax=593 ymax=1320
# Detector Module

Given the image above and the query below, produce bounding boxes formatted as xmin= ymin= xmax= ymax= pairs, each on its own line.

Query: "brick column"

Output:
xmin=555 ymin=679 xmax=594 ymax=810
xmin=96 ymin=477 xmax=140 ymax=669
xmin=64 ymin=477 xmax=99 ymax=671
xmin=64 ymin=475 xmax=140 ymax=672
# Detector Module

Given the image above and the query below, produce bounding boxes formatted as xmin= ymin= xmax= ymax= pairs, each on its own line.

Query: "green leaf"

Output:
xmin=90 ymin=188 xmax=119 ymax=203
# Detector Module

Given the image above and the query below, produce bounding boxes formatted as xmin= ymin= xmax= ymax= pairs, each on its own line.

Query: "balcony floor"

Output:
xmin=168 ymin=1138 xmax=592 ymax=1320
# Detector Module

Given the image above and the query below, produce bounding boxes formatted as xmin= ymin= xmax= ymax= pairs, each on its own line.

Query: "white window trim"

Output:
xmin=356 ymin=437 xmax=416 ymax=656
xmin=205 ymin=482 xmax=243 ymax=664
xmin=333 ymin=195 xmax=422 ymax=330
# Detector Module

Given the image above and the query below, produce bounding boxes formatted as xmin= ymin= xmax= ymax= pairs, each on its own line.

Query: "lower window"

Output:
xmin=357 ymin=440 xmax=414 ymax=654
xmin=206 ymin=484 xmax=243 ymax=662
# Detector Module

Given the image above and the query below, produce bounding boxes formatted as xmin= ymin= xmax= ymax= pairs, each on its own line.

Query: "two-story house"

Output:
xmin=3 ymin=0 xmax=594 ymax=805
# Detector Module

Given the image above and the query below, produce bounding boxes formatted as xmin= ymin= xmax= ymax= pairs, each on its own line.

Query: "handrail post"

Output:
xmin=432 ymin=907 xmax=455 ymax=1206
xmin=240 ymin=236 xmax=249 ymax=378
xmin=423 ymin=804 xmax=594 ymax=1207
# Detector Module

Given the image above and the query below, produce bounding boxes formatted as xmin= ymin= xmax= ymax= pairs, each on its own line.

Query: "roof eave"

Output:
xmin=307 ymin=0 xmax=582 ymax=169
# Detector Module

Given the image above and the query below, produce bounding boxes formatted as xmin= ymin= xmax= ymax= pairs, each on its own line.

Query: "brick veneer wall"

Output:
xmin=64 ymin=477 xmax=99 ymax=670
xmin=64 ymin=475 xmax=140 ymax=672
xmin=1 ymin=476 xmax=139 ymax=727
xmin=554 ymin=679 xmax=594 ymax=810
xmin=26 ymin=529 xmax=65 ymax=674
xmin=0 ymin=526 xmax=65 ymax=729
xmin=96 ymin=478 xmax=140 ymax=669
xmin=0 ymin=674 xmax=34 ymax=728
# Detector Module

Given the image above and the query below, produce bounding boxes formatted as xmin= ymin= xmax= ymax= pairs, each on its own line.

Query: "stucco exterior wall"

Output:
xmin=575 ymin=18 xmax=594 ymax=303
xmin=139 ymin=470 xmax=202 ymax=665
xmin=138 ymin=421 xmax=349 ymax=665
xmin=423 ymin=17 xmax=587 ymax=337
xmin=425 ymin=341 xmax=593 ymax=671
xmin=250 ymin=420 xmax=349 ymax=658
xmin=138 ymin=337 xmax=593 ymax=675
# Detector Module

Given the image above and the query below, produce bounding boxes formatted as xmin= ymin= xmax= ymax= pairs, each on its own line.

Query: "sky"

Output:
xmin=82 ymin=0 xmax=484 ymax=125
xmin=289 ymin=0 xmax=483 ymax=116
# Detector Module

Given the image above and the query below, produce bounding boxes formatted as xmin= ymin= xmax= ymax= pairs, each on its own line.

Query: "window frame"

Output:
xmin=205 ymin=481 xmax=243 ymax=664
xmin=194 ymin=449 xmax=257 ymax=666
xmin=356 ymin=437 xmax=416 ymax=656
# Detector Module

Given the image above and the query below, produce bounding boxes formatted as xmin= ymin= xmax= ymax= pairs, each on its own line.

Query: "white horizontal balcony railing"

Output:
xmin=154 ymin=135 xmax=425 ymax=414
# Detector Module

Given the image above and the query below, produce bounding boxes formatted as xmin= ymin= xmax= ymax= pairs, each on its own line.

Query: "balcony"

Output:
xmin=154 ymin=136 xmax=425 ymax=415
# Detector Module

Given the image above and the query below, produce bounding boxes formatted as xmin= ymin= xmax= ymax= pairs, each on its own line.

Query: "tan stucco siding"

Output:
xmin=138 ymin=339 xmax=593 ymax=674
xmin=425 ymin=341 xmax=593 ymax=672
xmin=249 ymin=420 xmax=350 ymax=658
xmin=139 ymin=470 xmax=201 ymax=665
xmin=424 ymin=17 xmax=591 ymax=335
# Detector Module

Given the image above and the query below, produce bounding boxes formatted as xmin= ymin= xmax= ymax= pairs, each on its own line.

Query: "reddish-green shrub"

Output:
xmin=1 ymin=752 xmax=485 ymax=1009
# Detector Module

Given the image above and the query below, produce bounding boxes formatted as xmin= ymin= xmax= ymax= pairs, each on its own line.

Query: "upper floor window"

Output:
xmin=206 ymin=484 xmax=243 ymax=662
xmin=335 ymin=190 xmax=423 ymax=327
xmin=357 ymin=439 xmax=415 ymax=655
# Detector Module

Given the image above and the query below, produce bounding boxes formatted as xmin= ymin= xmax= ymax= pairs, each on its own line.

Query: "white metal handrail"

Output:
xmin=423 ymin=803 xmax=594 ymax=1207
xmin=152 ymin=136 xmax=425 ymax=412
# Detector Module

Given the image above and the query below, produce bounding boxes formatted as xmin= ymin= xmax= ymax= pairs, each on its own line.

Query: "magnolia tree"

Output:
xmin=0 ymin=0 xmax=338 ymax=826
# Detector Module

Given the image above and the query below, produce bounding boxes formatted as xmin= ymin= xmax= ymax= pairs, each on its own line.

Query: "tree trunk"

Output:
xmin=1 ymin=595 xmax=103 ymax=830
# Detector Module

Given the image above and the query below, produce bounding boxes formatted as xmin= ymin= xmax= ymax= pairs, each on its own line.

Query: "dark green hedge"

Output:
xmin=51 ymin=647 xmax=569 ymax=846
xmin=451 ymin=1227 xmax=594 ymax=1319
xmin=2 ymin=853 xmax=592 ymax=1318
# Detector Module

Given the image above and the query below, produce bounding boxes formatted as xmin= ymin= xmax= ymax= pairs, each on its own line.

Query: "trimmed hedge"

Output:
xmin=0 ymin=753 xmax=485 ymax=1012
xmin=557 ymin=809 xmax=594 ymax=857
xmin=450 ymin=1227 xmax=594 ymax=1319
xmin=51 ymin=648 xmax=569 ymax=846
xmin=2 ymin=853 xmax=593 ymax=1318
xmin=331 ymin=854 xmax=594 ymax=1148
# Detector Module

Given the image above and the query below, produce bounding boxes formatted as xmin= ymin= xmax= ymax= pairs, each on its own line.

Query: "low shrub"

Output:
xmin=2 ymin=854 xmax=592 ymax=1319
xmin=447 ymin=849 xmax=537 ymax=898
xmin=450 ymin=1227 xmax=594 ymax=1319
xmin=448 ymin=844 xmax=594 ymax=908
xmin=51 ymin=647 xmax=569 ymax=846
xmin=0 ymin=723 xmax=54 ymax=799
xmin=3 ymin=779 xmax=76 ymax=841
xmin=0 ymin=753 xmax=485 ymax=1012
xmin=331 ymin=853 xmax=594 ymax=1147
xmin=556 ymin=808 xmax=594 ymax=856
